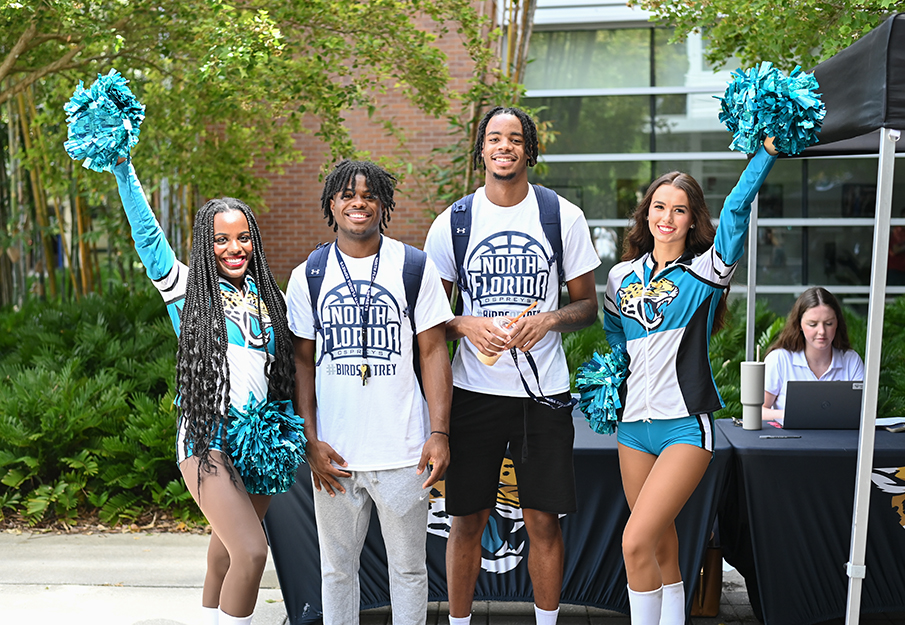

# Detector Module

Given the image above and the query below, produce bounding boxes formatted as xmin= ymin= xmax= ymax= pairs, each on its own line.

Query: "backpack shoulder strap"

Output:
xmin=402 ymin=243 xmax=427 ymax=334
xmin=533 ymin=184 xmax=565 ymax=286
xmin=305 ymin=242 xmax=331 ymax=334
xmin=450 ymin=193 xmax=475 ymax=317
xmin=401 ymin=243 xmax=427 ymax=397
xmin=450 ymin=193 xmax=475 ymax=295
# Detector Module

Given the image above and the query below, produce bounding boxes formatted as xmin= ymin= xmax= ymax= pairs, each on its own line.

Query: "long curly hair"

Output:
xmin=622 ymin=171 xmax=730 ymax=332
xmin=320 ymin=160 xmax=396 ymax=233
xmin=766 ymin=286 xmax=853 ymax=355
xmin=176 ymin=197 xmax=295 ymax=482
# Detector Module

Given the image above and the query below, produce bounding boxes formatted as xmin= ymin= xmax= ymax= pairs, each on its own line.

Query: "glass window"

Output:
xmin=530 ymin=160 xmax=651 ymax=220
xmin=526 ymin=29 xmax=652 ymax=90
xmin=654 ymin=29 xmax=690 ymax=87
xmin=524 ymin=96 xmax=651 ymax=154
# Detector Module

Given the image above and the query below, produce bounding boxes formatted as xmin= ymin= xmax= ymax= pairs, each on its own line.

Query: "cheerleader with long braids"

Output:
xmin=110 ymin=156 xmax=298 ymax=625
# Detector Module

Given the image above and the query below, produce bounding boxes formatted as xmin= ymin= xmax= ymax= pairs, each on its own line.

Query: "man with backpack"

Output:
xmin=286 ymin=160 xmax=453 ymax=625
xmin=424 ymin=106 xmax=600 ymax=625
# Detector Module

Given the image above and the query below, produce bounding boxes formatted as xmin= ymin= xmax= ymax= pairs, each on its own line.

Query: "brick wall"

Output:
xmin=255 ymin=11 xmax=485 ymax=283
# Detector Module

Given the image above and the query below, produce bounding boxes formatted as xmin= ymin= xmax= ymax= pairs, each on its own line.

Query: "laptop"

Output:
xmin=780 ymin=380 xmax=864 ymax=429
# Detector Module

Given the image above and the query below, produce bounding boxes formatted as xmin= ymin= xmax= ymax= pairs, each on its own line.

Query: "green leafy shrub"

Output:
xmin=0 ymin=284 xmax=201 ymax=525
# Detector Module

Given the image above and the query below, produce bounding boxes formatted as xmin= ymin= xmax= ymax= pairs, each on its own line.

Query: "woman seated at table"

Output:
xmin=763 ymin=286 xmax=864 ymax=421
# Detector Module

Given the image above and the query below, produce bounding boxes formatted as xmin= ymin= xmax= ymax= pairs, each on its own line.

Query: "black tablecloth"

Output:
xmin=717 ymin=420 xmax=905 ymax=625
xmin=264 ymin=416 xmax=731 ymax=624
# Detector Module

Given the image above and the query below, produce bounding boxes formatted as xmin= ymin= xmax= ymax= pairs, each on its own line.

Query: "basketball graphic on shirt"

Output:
xmin=465 ymin=231 xmax=552 ymax=309
xmin=319 ymin=281 xmax=402 ymax=361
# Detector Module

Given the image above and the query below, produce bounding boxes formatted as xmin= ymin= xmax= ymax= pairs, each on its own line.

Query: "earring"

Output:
xmin=691 ymin=224 xmax=696 ymax=229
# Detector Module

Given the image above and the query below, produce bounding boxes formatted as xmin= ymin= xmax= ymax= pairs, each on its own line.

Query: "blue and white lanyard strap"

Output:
xmin=334 ymin=237 xmax=382 ymax=385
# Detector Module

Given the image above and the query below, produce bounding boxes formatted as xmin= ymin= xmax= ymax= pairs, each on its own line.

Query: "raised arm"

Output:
xmin=112 ymin=159 xmax=177 ymax=282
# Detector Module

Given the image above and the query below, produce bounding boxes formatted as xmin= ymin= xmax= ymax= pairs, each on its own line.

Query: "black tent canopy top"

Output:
xmin=800 ymin=12 xmax=905 ymax=156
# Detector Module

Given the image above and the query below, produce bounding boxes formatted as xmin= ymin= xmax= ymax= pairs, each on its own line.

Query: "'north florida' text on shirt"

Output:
xmin=465 ymin=231 xmax=551 ymax=308
xmin=320 ymin=281 xmax=403 ymax=361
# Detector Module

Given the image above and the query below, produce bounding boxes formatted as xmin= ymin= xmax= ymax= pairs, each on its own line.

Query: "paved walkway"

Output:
xmin=1 ymin=530 xmax=901 ymax=625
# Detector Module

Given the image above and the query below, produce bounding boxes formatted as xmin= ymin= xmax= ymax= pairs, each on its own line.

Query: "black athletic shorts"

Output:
xmin=445 ymin=387 xmax=577 ymax=516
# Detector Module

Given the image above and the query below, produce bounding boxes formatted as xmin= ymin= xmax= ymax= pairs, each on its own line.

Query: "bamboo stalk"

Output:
xmin=16 ymin=91 xmax=57 ymax=296
xmin=26 ymin=87 xmax=76 ymax=294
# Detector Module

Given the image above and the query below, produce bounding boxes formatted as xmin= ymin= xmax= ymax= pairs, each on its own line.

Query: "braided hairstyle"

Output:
xmin=320 ymin=160 xmax=396 ymax=232
xmin=177 ymin=197 xmax=295 ymax=483
xmin=622 ymin=171 xmax=730 ymax=333
xmin=472 ymin=106 xmax=540 ymax=171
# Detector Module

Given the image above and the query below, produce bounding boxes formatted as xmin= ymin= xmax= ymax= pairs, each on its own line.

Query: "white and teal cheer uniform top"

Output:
xmin=603 ymin=146 xmax=777 ymax=423
xmin=113 ymin=160 xmax=275 ymax=430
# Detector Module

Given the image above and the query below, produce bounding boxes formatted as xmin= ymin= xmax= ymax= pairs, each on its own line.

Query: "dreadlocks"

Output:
xmin=321 ymin=160 xmax=397 ymax=232
xmin=176 ymin=197 xmax=296 ymax=482
xmin=472 ymin=106 xmax=540 ymax=171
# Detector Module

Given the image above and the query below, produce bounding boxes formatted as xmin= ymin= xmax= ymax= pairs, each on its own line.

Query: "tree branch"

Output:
xmin=0 ymin=44 xmax=85 ymax=107
xmin=0 ymin=21 xmax=38 ymax=84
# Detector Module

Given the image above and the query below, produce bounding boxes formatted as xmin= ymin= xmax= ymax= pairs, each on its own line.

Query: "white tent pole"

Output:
xmin=746 ymin=194 xmax=759 ymax=361
xmin=844 ymin=126 xmax=901 ymax=625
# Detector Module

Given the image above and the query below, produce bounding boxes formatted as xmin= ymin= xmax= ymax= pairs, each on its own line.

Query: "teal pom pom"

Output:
xmin=575 ymin=345 xmax=629 ymax=435
xmin=64 ymin=68 xmax=146 ymax=172
xmin=227 ymin=396 xmax=307 ymax=495
xmin=717 ymin=62 xmax=826 ymax=155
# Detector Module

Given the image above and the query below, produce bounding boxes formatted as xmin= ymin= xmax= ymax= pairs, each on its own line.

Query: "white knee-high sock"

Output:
xmin=201 ymin=606 xmax=218 ymax=625
xmin=660 ymin=581 xmax=685 ymax=625
xmin=628 ymin=585 xmax=663 ymax=625
xmin=448 ymin=615 xmax=471 ymax=625
xmin=535 ymin=604 xmax=560 ymax=625
xmin=217 ymin=608 xmax=253 ymax=625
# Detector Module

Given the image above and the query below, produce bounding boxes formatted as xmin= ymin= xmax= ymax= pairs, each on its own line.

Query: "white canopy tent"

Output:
xmin=743 ymin=13 xmax=904 ymax=624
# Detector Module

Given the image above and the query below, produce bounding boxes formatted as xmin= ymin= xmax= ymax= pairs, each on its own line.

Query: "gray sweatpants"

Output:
xmin=313 ymin=465 xmax=430 ymax=625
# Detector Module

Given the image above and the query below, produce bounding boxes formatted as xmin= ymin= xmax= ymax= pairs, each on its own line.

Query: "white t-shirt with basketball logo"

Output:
xmin=286 ymin=237 xmax=453 ymax=471
xmin=424 ymin=185 xmax=600 ymax=397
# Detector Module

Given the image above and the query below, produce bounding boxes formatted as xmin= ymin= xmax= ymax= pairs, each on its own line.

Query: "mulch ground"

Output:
xmin=0 ymin=508 xmax=211 ymax=535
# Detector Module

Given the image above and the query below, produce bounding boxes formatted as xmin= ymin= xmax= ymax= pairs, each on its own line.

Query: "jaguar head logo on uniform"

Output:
xmin=618 ymin=278 xmax=679 ymax=330
xmin=221 ymin=289 xmax=271 ymax=349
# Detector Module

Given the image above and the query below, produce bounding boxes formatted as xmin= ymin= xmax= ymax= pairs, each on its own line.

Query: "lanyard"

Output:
xmin=509 ymin=348 xmax=577 ymax=411
xmin=333 ymin=238 xmax=382 ymax=384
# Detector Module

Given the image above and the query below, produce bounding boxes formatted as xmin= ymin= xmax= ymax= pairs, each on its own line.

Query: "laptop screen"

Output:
xmin=781 ymin=380 xmax=864 ymax=429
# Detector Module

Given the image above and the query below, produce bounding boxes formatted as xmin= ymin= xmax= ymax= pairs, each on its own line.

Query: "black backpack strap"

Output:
xmin=402 ymin=243 xmax=427 ymax=397
xmin=533 ymin=184 xmax=565 ymax=287
xmin=305 ymin=242 xmax=331 ymax=364
xmin=450 ymin=193 xmax=475 ymax=316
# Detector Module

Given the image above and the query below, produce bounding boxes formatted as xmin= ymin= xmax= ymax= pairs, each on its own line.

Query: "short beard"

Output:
xmin=491 ymin=171 xmax=517 ymax=182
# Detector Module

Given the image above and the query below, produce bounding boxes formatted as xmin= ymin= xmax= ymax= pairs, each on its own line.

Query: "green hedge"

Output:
xmin=0 ymin=284 xmax=199 ymax=525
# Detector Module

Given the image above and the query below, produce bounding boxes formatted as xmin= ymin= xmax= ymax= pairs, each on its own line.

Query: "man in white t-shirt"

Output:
xmin=286 ymin=160 xmax=453 ymax=625
xmin=423 ymin=107 xmax=601 ymax=625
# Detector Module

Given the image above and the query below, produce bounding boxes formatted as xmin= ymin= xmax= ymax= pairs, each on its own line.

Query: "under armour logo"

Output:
xmin=310 ymin=269 xmax=321 ymax=275
xmin=455 ymin=228 xmax=467 ymax=234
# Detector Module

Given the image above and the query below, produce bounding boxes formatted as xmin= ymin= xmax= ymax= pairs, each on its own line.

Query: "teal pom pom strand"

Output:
xmin=575 ymin=345 xmax=629 ymax=436
xmin=717 ymin=62 xmax=825 ymax=155
xmin=227 ymin=396 xmax=307 ymax=496
xmin=64 ymin=68 xmax=146 ymax=172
